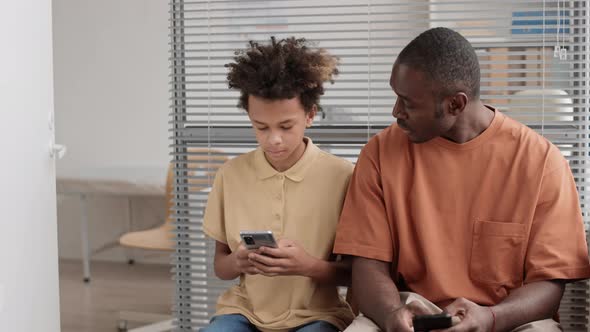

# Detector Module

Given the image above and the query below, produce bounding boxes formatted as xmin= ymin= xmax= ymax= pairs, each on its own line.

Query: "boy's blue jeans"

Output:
xmin=199 ymin=314 xmax=340 ymax=332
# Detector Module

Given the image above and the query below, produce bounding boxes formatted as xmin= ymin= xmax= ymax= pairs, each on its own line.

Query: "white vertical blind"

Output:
xmin=170 ymin=1 xmax=590 ymax=330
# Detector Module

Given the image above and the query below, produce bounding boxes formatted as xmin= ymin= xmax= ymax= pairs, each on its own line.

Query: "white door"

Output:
xmin=0 ymin=1 xmax=61 ymax=331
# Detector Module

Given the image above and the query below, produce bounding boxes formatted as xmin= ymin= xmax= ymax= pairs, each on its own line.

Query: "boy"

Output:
xmin=201 ymin=37 xmax=355 ymax=332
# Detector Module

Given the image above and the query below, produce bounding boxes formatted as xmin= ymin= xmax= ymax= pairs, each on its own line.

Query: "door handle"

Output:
xmin=49 ymin=142 xmax=67 ymax=159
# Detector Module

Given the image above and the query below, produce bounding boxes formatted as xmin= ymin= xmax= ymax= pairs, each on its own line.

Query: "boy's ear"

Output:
xmin=306 ymin=105 xmax=317 ymax=127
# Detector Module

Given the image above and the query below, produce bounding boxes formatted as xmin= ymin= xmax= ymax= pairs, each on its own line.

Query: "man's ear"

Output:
xmin=448 ymin=93 xmax=468 ymax=116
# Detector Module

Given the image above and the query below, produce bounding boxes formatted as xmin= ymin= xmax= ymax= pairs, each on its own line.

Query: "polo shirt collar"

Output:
xmin=254 ymin=137 xmax=319 ymax=182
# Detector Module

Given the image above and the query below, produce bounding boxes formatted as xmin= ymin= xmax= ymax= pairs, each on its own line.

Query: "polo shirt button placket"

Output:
xmin=273 ymin=173 xmax=285 ymax=234
xmin=272 ymin=212 xmax=282 ymax=235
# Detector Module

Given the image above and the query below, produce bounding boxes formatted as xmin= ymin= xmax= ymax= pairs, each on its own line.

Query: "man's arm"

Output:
xmin=492 ymin=280 xmax=564 ymax=331
xmin=353 ymin=257 xmax=436 ymax=332
xmin=444 ymin=280 xmax=565 ymax=332
xmin=353 ymin=257 xmax=402 ymax=326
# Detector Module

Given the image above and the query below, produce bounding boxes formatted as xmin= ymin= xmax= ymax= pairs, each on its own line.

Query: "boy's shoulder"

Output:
xmin=315 ymin=149 xmax=354 ymax=174
xmin=217 ymin=149 xmax=257 ymax=176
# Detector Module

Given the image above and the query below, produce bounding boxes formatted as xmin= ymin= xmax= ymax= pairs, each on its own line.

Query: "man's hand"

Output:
xmin=384 ymin=301 xmax=439 ymax=332
xmin=233 ymin=243 xmax=261 ymax=275
xmin=441 ymin=298 xmax=494 ymax=332
xmin=246 ymin=238 xmax=317 ymax=277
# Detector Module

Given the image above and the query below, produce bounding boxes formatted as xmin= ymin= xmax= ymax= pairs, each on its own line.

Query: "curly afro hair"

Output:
xmin=225 ymin=36 xmax=339 ymax=113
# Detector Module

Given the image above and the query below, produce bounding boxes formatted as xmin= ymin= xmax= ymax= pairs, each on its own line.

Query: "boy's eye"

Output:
xmin=281 ymin=126 xmax=293 ymax=130
xmin=257 ymin=127 xmax=268 ymax=131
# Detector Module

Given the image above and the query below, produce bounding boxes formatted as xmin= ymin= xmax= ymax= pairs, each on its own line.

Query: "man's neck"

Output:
xmin=441 ymin=101 xmax=495 ymax=144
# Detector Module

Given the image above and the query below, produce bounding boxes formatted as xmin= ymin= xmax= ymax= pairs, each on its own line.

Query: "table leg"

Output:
xmin=126 ymin=197 xmax=135 ymax=265
xmin=80 ymin=194 xmax=91 ymax=283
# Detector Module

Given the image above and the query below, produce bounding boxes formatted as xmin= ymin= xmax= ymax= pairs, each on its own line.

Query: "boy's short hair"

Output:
xmin=226 ymin=36 xmax=339 ymax=112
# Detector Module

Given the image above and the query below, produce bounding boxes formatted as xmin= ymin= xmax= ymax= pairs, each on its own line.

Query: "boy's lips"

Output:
xmin=267 ymin=149 xmax=286 ymax=156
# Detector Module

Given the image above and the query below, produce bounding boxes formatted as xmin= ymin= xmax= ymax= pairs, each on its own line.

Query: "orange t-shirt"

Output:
xmin=333 ymin=108 xmax=590 ymax=307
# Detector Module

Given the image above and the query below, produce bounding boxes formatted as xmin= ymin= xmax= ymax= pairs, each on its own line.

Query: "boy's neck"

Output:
xmin=267 ymin=138 xmax=308 ymax=172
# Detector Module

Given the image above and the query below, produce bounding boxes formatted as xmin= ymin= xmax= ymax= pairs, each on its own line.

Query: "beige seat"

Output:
xmin=117 ymin=148 xmax=227 ymax=332
xmin=118 ymin=164 xmax=176 ymax=252
xmin=119 ymin=149 xmax=227 ymax=251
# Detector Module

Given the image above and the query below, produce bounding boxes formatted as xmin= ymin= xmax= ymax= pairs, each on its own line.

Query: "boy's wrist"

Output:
xmin=305 ymin=257 xmax=325 ymax=279
xmin=231 ymin=251 xmax=243 ymax=276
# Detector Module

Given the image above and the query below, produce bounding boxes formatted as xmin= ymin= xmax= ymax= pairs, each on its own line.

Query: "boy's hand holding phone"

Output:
xmin=247 ymin=238 xmax=318 ymax=277
xmin=233 ymin=243 xmax=262 ymax=275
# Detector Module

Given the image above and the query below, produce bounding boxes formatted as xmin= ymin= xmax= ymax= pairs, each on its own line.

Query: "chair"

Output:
xmin=117 ymin=148 xmax=227 ymax=332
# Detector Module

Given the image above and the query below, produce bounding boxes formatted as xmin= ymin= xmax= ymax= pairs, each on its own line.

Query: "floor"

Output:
xmin=59 ymin=259 xmax=173 ymax=332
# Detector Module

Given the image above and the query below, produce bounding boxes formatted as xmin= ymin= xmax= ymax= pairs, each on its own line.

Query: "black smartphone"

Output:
xmin=412 ymin=313 xmax=452 ymax=331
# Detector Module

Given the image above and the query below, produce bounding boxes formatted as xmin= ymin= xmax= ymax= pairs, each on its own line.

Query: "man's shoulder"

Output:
xmin=499 ymin=114 xmax=565 ymax=171
xmin=364 ymin=124 xmax=409 ymax=154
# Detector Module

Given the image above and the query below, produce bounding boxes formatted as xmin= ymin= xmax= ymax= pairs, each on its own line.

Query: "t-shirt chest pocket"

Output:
xmin=470 ymin=220 xmax=527 ymax=286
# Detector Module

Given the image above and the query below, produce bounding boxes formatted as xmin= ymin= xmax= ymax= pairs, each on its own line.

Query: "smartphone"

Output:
xmin=239 ymin=230 xmax=278 ymax=250
xmin=412 ymin=313 xmax=452 ymax=331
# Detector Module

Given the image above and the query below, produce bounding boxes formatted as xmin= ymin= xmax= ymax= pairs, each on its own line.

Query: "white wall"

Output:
xmin=53 ymin=0 xmax=170 ymax=173
xmin=0 ymin=1 xmax=61 ymax=331
xmin=52 ymin=0 xmax=171 ymax=262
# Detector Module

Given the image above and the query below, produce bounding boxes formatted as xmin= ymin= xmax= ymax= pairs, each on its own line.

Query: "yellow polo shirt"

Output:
xmin=203 ymin=138 xmax=355 ymax=332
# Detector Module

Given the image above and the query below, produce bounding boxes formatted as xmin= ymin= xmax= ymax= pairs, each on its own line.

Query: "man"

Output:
xmin=333 ymin=27 xmax=590 ymax=332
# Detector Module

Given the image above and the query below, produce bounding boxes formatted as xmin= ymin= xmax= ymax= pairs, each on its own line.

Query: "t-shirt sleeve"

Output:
xmin=202 ymin=168 xmax=228 ymax=244
xmin=525 ymin=157 xmax=590 ymax=283
xmin=333 ymin=138 xmax=394 ymax=262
